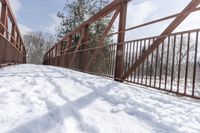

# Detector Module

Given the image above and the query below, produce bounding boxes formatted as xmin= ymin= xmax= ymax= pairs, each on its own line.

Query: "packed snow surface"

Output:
xmin=0 ymin=64 xmax=200 ymax=133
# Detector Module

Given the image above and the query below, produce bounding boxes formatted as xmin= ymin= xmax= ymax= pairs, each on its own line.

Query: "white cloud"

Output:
xmin=44 ymin=13 xmax=61 ymax=34
xmin=18 ymin=23 xmax=32 ymax=35
xmin=112 ymin=1 xmax=157 ymax=41
xmin=9 ymin=0 xmax=32 ymax=35
xmin=9 ymin=0 xmax=22 ymax=16
xmin=176 ymin=10 xmax=200 ymax=32
xmin=126 ymin=1 xmax=157 ymax=28
xmin=8 ymin=0 xmax=200 ymax=38
xmin=112 ymin=0 xmax=200 ymax=42
xmin=125 ymin=1 xmax=157 ymax=41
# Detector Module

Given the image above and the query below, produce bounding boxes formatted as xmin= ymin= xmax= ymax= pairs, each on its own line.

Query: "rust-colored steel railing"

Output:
xmin=44 ymin=0 xmax=200 ymax=99
xmin=121 ymin=29 xmax=200 ymax=99
xmin=0 ymin=0 xmax=26 ymax=65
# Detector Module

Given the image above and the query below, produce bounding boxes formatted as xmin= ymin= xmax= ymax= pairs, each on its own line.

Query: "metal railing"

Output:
xmin=44 ymin=0 xmax=200 ymax=99
xmin=0 ymin=0 xmax=26 ymax=64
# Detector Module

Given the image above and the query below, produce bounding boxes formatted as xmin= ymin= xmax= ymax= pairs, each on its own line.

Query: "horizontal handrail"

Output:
xmin=45 ymin=28 xmax=200 ymax=60
xmin=107 ymin=7 xmax=200 ymax=37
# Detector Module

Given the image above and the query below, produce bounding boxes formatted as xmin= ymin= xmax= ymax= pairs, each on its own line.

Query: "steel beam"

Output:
xmin=98 ymin=8 xmax=120 ymax=46
xmin=114 ymin=0 xmax=127 ymax=80
xmin=69 ymin=31 xmax=84 ymax=67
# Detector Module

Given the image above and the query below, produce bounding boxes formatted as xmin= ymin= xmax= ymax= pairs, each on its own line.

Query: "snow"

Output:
xmin=0 ymin=64 xmax=200 ymax=133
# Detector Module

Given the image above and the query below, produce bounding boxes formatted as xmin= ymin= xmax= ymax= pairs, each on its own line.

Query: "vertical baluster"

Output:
xmin=109 ymin=46 xmax=112 ymax=76
xmin=150 ymin=38 xmax=154 ymax=86
xmin=192 ymin=31 xmax=199 ymax=96
xmin=177 ymin=34 xmax=183 ymax=93
xmin=138 ymin=40 xmax=142 ymax=83
xmin=154 ymin=43 xmax=159 ymax=88
xmin=165 ymin=36 xmax=170 ymax=90
xmin=171 ymin=35 xmax=176 ymax=91
xmin=145 ymin=39 xmax=150 ymax=85
xmin=134 ymin=41 xmax=139 ymax=82
xmin=184 ymin=33 xmax=190 ymax=95
xmin=141 ymin=40 xmax=146 ymax=84
xmin=128 ymin=42 xmax=132 ymax=81
xmin=125 ymin=42 xmax=129 ymax=76
xmin=112 ymin=45 xmax=115 ymax=77
xmin=159 ymin=41 xmax=164 ymax=89
xmin=131 ymin=41 xmax=135 ymax=82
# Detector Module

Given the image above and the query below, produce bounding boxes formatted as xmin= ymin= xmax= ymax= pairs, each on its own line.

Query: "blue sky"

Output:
xmin=10 ymin=0 xmax=65 ymax=35
xmin=9 ymin=0 xmax=200 ymax=40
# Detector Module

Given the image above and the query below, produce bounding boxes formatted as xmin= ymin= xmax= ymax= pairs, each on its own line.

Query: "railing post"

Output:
xmin=66 ymin=35 xmax=72 ymax=67
xmin=0 ymin=4 xmax=7 ymax=35
xmin=0 ymin=4 xmax=8 ymax=63
xmin=68 ymin=35 xmax=72 ymax=50
xmin=114 ymin=0 xmax=127 ymax=81
xmin=16 ymin=34 xmax=19 ymax=48
xmin=55 ymin=45 xmax=58 ymax=57
xmin=23 ymin=46 xmax=26 ymax=63
xmin=11 ymin=24 xmax=16 ymax=44
xmin=82 ymin=25 xmax=89 ymax=70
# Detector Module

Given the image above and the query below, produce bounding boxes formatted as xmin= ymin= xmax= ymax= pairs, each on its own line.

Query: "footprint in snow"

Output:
xmin=111 ymin=104 xmax=126 ymax=113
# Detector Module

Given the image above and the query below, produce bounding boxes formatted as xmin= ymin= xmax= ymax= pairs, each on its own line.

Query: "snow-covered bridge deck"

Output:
xmin=0 ymin=65 xmax=200 ymax=133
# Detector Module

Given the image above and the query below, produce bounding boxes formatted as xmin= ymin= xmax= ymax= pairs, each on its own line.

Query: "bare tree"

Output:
xmin=196 ymin=59 xmax=200 ymax=94
xmin=24 ymin=31 xmax=55 ymax=64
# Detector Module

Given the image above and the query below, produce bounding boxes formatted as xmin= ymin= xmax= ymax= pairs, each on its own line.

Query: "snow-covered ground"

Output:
xmin=0 ymin=64 xmax=200 ymax=133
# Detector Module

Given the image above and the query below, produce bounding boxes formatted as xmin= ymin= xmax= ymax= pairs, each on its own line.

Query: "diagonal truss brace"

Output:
xmin=122 ymin=0 xmax=200 ymax=80
xmin=69 ymin=31 xmax=85 ymax=67
xmin=85 ymin=8 xmax=121 ymax=70
xmin=98 ymin=7 xmax=120 ymax=46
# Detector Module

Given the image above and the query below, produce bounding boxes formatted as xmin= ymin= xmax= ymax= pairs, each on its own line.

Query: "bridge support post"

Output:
xmin=0 ymin=4 xmax=8 ymax=63
xmin=0 ymin=4 xmax=7 ymax=35
xmin=114 ymin=0 xmax=127 ymax=82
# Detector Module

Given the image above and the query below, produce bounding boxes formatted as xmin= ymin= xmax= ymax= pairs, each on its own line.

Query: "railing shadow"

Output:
xmin=7 ymin=91 xmax=100 ymax=133
xmin=6 ymin=65 xmax=117 ymax=133
xmin=3 ymin=65 xmax=197 ymax=133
